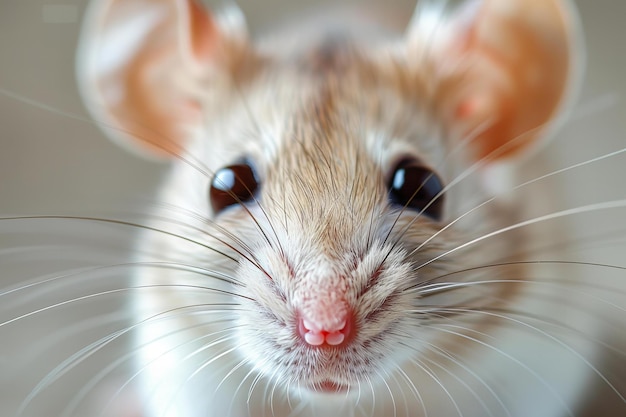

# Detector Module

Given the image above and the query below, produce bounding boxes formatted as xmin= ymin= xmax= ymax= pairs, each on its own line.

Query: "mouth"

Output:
xmin=309 ymin=380 xmax=349 ymax=394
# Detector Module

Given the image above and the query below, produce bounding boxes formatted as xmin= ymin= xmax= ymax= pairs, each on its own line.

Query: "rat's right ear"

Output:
xmin=77 ymin=0 xmax=249 ymax=159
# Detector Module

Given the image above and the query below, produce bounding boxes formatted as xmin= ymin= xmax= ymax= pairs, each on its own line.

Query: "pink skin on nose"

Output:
xmin=297 ymin=313 xmax=353 ymax=347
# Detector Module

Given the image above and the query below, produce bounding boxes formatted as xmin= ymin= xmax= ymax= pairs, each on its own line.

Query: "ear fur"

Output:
xmin=76 ymin=0 xmax=248 ymax=159
xmin=409 ymin=0 xmax=583 ymax=163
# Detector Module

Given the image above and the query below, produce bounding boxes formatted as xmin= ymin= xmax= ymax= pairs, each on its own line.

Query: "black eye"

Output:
xmin=388 ymin=159 xmax=445 ymax=221
xmin=210 ymin=162 xmax=259 ymax=214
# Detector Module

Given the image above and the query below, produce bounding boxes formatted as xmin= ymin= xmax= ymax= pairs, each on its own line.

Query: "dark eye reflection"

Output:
xmin=388 ymin=159 xmax=445 ymax=221
xmin=209 ymin=162 xmax=259 ymax=213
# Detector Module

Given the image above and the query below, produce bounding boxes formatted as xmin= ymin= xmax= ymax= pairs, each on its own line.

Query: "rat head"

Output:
xmin=78 ymin=0 xmax=580 ymax=397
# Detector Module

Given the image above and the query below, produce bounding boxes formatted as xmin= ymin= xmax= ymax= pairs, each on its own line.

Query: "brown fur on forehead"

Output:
xmin=291 ymin=36 xmax=429 ymax=97
xmin=264 ymin=82 xmax=382 ymax=252
xmin=296 ymin=34 xmax=360 ymax=75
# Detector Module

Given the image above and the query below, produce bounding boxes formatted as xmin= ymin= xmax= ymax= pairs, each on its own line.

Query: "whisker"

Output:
xmin=367 ymin=371 xmax=378 ymax=416
xmin=110 ymin=211 xmax=268 ymax=274
xmin=0 ymin=213 xmax=280 ymax=288
xmin=429 ymin=307 xmax=626 ymax=404
xmin=0 ymin=88 xmax=214 ymax=177
xmin=378 ymin=367 xmax=398 ymax=417
xmin=246 ymin=370 xmax=264 ymax=406
xmin=405 ymin=353 xmax=464 ymax=417
xmin=419 ymin=325 xmax=575 ymax=417
xmin=413 ymin=302 xmax=625 ymax=362
xmin=269 ymin=366 xmax=282 ymax=417
xmin=0 ymin=261 xmax=243 ymax=303
xmin=478 ymin=306 xmax=624 ymax=357
xmin=65 ymin=319 xmax=238 ymax=417
xmin=92 ymin=316 xmax=239 ymax=416
xmin=424 ymin=342 xmax=511 ymax=417
xmin=148 ymin=202 xmax=259 ymax=260
xmin=18 ymin=305 xmax=241 ymax=416
xmin=408 ymin=260 xmax=626 ymax=296
xmin=161 ymin=342 xmax=240 ymax=417
xmin=1 ymin=279 xmax=251 ymax=329
xmin=214 ymin=357 xmax=251 ymax=395
xmin=0 ymin=215 xmax=238 ymax=262
xmin=229 ymin=364 xmax=258 ymax=417
xmin=395 ymin=366 xmax=428 ymax=417
xmin=420 ymin=350 xmax=497 ymax=417
xmin=414 ymin=199 xmax=626 ymax=271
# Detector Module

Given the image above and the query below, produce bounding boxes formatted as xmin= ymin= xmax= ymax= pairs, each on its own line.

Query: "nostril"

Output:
xmin=324 ymin=328 xmax=346 ymax=346
xmin=304 ymin=331 xmax=326 ymax=346
xmin=298 ymin=315 xmax=352 ymax=347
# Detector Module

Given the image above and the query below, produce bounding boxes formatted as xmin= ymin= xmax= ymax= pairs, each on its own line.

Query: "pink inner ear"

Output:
xmin=79 ymin=0 xmax=249 ymax=160
xmin=107 ymin=1 xmax=218 ymax=158
xmin=435 ymin=0 xmax=574 ymax=162
xmin=187 ymin=0 xmax=219 ymax=64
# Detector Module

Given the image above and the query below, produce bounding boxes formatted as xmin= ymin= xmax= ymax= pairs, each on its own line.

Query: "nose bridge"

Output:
xmin=269 ymin=138 xmax=372 ymax=250
xmin=262 ymin=74 xmax=387 ymax=245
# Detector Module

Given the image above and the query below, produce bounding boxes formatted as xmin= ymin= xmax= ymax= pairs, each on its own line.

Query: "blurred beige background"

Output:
xmin=0 ymin=1 xmax=624 ymax=416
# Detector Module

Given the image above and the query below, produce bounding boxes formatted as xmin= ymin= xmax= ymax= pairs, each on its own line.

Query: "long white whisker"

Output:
xmin=420 ymin=326 xmax=574 ymax=417
xmin=379 ymin=367 xmax=398 ymax=417
xmin=228 ymin=363 xmax=257 ymax=417
xmin=0 ymin=88 xmax=213 ymax=176
xmin=395 ymin=366 xmax=428 ymax=417
xmin=246 ymin=371 xmax=264 ymax=406
xmin=433 ymin=307 xmax=626 ymax=404
xmin=18 ymin=306 xmax=238 ymax=416
xmin=414 ymin=199 xmax=626 ymax=270
xmin=422 ymin=343 xmax=508 ymax=417
xmin=71 ymin=319 xmax=238 ymax=417
xmin=0 ymin=261 xmax=242 ymax=302
xmin=407 ymin=260 xmax=626 ymax=294
xmin=406 ymin=354 xmax=464 ymax=417
xmin=1 ymin=282 xmax=246 ymax=329
xmin=160 ymin=339 xmax=241 ymax=417
xmin=414 ymin=276 xmax=626 ymax=315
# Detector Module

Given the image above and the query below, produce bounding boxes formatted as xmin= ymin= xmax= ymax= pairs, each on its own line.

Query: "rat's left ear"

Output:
xmin=408 ymin=0 xmax=583 ymax=163
xmin=77 ymin=0 xmax=249 ymax=159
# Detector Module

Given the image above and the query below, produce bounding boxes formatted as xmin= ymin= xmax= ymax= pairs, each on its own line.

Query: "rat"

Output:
xmin=4 ymin=0 xmax=623 ymax=416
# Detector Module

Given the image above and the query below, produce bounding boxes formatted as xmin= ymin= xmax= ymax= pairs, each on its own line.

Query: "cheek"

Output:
xmin=237 ymin=251 xmax=288 ymax=309
xmin=390 ymin=216 xmax=451 ymax=260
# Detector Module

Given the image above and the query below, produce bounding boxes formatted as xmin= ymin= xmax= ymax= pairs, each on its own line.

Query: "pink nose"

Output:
xmin=297 ymin=313 xmax=353 ymax=347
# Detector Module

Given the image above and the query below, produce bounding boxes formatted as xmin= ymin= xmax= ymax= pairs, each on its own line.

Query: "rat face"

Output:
xmin=76 ymin=0 xmax=582 ymax=415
